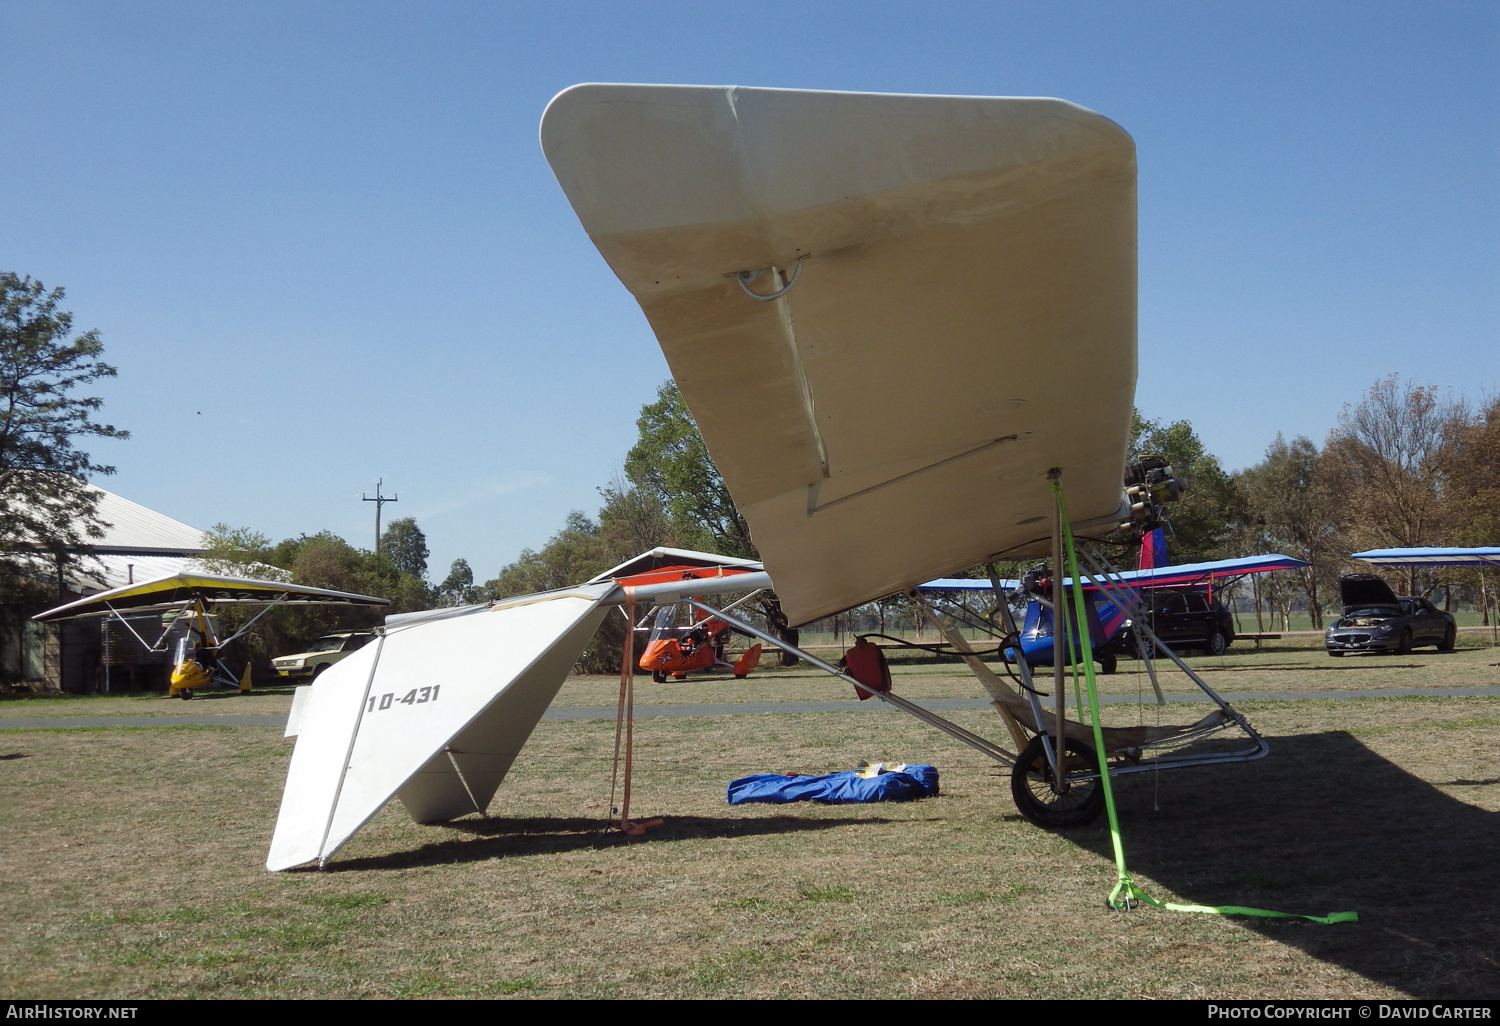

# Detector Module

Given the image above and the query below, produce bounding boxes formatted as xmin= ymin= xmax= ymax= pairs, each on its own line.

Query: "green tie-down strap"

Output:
xmin=1110 ymin=879 xmax=1359 ymax=924
xmin=1049 ymin=481 xmax=1357 ymax=926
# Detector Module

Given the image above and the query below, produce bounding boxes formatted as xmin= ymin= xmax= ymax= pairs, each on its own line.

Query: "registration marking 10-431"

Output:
xmin=366 ymin=685 xmax=440 ymax=713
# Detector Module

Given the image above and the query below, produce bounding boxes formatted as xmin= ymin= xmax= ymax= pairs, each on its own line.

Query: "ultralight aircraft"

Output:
xmin=35 ymin=573 xmax=389 ymax=698
xmin=585 ymin=547 xmax=766 ymax=681
xmin=260 ymin=84 xmax=1338 ymax=931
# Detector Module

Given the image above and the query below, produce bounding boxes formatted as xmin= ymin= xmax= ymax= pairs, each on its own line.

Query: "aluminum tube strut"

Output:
xmin=214 ymin=593 xmax=290 ymax=647
xmin=1073 ymin=547 xmax=1165 ymax=705
xmin=1050 ymin=469 xmax=1067 ymax=789
xmin=986 ymin=565 xmax=1055 ymax=744
xmin=106 ymin=600 xmax=183 ymax=653
xmin=1068 ymin=549 xmax=1268 ymax=764
xmin=684 ymin=598 xmax=1016 ymax=765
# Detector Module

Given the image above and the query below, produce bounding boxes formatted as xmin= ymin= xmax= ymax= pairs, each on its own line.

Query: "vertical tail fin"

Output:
xmin=1138 ymin=528 xmax=1168 ymax=570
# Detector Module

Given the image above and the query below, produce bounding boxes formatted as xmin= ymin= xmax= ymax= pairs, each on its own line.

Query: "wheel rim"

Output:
xmin=1018 ymin=759 xmax=1097 ymax=814
xmin=1011 ymin=736 xmax=1104 ymax=828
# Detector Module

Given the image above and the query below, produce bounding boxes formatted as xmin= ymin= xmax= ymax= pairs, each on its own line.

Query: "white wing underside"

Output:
xmin=266 ymin=586 xmax=613 ymax=871
xmin=542 ymin=85 xmax=1138 ymax=624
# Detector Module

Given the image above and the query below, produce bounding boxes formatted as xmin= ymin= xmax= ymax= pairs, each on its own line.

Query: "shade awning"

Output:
xmin=1352 ymin=547 xmax=1500 ymax=568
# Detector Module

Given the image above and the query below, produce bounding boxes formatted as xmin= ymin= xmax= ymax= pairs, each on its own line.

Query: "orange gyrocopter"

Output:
xmin=599 ymin=556 xmax=765 ymax=682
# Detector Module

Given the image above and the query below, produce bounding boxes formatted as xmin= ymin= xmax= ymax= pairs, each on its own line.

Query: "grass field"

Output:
xmin=2 ymin=643 xmax=1497 ymax=999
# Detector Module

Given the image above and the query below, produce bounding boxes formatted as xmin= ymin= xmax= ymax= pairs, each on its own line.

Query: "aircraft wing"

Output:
xmin=267 ymin=566 xmax=771 ymax=870
xmin=1104 ymin=554 xmax=1311 ymax=588
xmin=268 ymin=584 xmax=615 ymax=871
xmin=916 ymin=555 xmax=1309 ymax=593
xmin=917 ymin=578 xmax=1022 ymax=592
xmin=32 ymin=572 xmax=389 ymax=620
xmin=542 ymin=85 xmax=1137 ymax=625
xmin=1352 ymin=547 xmax=1500 ymax=568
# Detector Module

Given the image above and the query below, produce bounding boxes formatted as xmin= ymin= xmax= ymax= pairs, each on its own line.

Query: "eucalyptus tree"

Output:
xmin=0 ymin=274 xmax=127 ymax=606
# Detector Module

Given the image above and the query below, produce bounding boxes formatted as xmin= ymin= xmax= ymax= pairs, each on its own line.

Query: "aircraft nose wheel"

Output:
xmin=1010 ymin=735 xmax=1105 ymax=829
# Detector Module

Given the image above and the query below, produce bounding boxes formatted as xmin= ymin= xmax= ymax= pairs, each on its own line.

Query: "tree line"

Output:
xmin=195 ymin=373 xmax=1500 ymax=665
xmin=495 ymin=375 xmax=1499 ymax=659
xmin=194 ymin=516 xmax=474 ymax=662
xmin=1231 ymin=376 xmax=1498 ymax=629
xmin=3 ymin=270 xmax=1495 ymax=675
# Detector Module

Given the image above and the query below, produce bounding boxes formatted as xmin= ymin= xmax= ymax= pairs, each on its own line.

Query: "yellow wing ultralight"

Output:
xmin=33 ymin=572 xmax=389 ymax=621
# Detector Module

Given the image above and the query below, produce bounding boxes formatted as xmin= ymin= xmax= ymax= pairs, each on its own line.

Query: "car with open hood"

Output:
xmin=1324 ymin=574 xmax=1455 ymax=656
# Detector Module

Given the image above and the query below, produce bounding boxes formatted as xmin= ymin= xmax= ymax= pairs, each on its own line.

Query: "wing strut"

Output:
xmin=608 ymin=587 xmax=662 ymax=836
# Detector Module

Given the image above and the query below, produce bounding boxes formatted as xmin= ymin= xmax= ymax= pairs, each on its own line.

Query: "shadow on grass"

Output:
xmin=326 ymin=814 xmax=890 ymax=872
xmin=1066 ymin=730 xmax=1499 ymax=998
xmin=177 ymin=687 xmax=299 ymax=702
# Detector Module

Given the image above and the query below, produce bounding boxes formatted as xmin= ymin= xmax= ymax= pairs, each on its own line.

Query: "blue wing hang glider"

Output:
xmin=918 ymin=553 xmax=1311 ymax=668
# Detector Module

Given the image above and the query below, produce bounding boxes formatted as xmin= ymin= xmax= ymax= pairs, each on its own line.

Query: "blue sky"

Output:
xmin=3 ymin=1 xmax=1496 ymax=582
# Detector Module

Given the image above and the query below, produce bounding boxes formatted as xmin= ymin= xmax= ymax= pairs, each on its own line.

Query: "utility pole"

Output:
xmin=363 ymin=478 xmax=398 ymax=555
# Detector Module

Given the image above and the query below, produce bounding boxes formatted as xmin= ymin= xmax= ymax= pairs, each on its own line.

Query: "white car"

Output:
xmin=273 ymin=632 xmax=375 ymax=681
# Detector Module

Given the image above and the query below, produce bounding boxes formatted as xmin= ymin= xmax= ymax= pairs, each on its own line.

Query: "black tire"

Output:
xmin=310 ymin=663 xmax=328 ymax=682
xmin=1395 ymin=629 xmax=1412 ymax=655
xmin=651 ymin=669 xmax=667 ymax=683
xmin=1010 ymin=735 xmax=1105 ymax=829
xmin=179 ymin=689 xmax=193 ymax=701
xmin=1438 ymin=625 xmax=1456 ymax=652
xmin=1097 ymin=652 xmax=1117 ymax=676
xmin=1204 ymin=631 xmax=1227 ymax=657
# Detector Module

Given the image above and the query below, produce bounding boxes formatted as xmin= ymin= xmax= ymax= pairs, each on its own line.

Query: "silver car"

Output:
xmin=1325 ymin=574 xmax=1456 ymax=656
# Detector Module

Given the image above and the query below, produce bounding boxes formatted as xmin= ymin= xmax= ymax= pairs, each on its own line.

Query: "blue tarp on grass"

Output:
xmin=727 ymin=765 xmax=939 ymax=805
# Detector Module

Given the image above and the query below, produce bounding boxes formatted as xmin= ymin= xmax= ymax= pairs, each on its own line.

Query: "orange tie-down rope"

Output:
xmin=609 ymin=586 xmax=663 ymax=836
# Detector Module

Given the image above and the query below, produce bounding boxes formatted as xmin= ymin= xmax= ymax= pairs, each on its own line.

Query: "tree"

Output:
xmin=596 ymin=472 xmax=679 ymax=557
xmin=485 ymin=512 xmax=616 ymax=600
xmin=197 ymin=523 xmax=291 ymax=582
xmin=624 ymin=381 xmax=801 ymax=663
xmin=1430 ymin=394 xmax=1498 ymax=623
xmin=1323 ymin=375 xmax=1466 ymax=595
xmin=380 ymin=517 xmax=429 ymax=582
xmin=437 ymin=558 xmax=478 ymax=607
xmin=0 ymin=274 xmax=127 ymax=602
xmin=1129 ymin=409 xmax=1240 ymax=564
xmin=1444 ymin=394 xmax=1500 ymax=547
xmin=624 ymin=383 xmax=754 ymax=556
xmin=1235 ymin=434 xmax=1343 ymax=628
xmin=483 ymin=512 xmax=625 ymax=673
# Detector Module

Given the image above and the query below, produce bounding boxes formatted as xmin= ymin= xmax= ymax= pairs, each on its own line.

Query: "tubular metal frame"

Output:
xmin=684 ymin=514 xmax=1268 ymax=786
